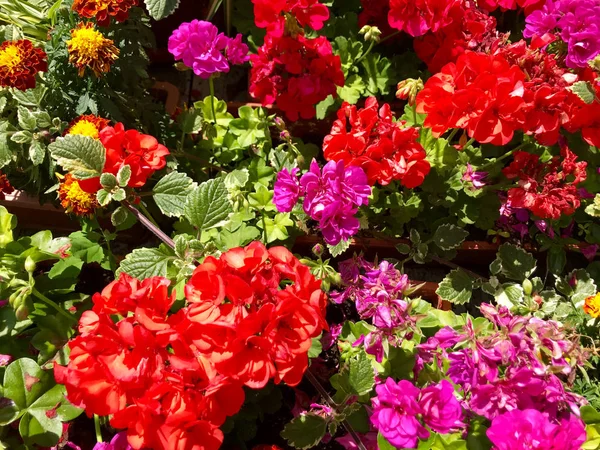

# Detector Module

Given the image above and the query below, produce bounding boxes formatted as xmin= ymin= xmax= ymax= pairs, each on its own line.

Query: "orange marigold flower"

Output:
xmin=67 ymin=22 xmax=119 ymax=77
xmin=0 ymin=172 xmax=15 ymax=200
xmin=72 ymin=0 xmax=138 ymax=27
xmin=584 ymin=293 xmax=600 ymax=319
xmin=58 ymin=173 xmax=100 ymax=216
xmin=65 ymin=114 xmax=110 ymax=139
xmin=0 ymin=39 xmax=47 ymax=90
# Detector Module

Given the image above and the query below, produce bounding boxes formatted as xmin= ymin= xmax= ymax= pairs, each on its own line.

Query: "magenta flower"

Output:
xmin=567 ymin=29 xmax=600 ymax=68
xmin=419 ymin=380 xmax=464 ymax=434
xmin=0 ymin=354 xmax=11 ymax=366
xmin=300 ymin=159 xmax=371 ymax=245
xmin=93 ymin=432 xmax=132 ymax=450
xmin=371 ymin=378 xmax=429 ymax=449
xmin=168 ymin=20 xmax=248 ymax=78
xmin=462 ymin=163 xmax=488 ymax=189
xmin=487 ymin=409 xmax=586 ymax=450
xmin=274 ymin=167 xmax=301 ymax=212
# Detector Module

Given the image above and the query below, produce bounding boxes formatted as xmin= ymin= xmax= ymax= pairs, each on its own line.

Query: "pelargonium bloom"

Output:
xmin=0 ymin=39 xmax=47 ymax=90
xmin=419 ymin=380 xmax=464 ymax=433
xmin=273 ymin=167 xmax=301 ymax=212
xmin=252 ymin=0 xmax=330 ymax=36
xmin=93 ymin=432 xmax=132 ymax=450
xmin=388 ymin=0 xmax=457 ymax=37
xmin=487 ymin=409 xmax=586 ymax=450
xmin=168 ymin=20 xmax=248 ymax=78
xmin=300 ymin=159 xmax=371 ymax=245
xmin=371 ymin=378 xmax=429 ymax=448
xmin=462 ymin=163 xmax=488 ymax=189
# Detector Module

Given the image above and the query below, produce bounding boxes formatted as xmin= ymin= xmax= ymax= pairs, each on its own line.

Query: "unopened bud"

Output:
xmin=396 ymin=78 xmax=424 ymax=105
xmin=312 ymin=243 xmax=324 ymax=258
xmin=274 ymin=117 xmax=286 ymax=129
xmin=174 ymin=62 xmax=191 ymax=72
xmin=24 ymin=256 xmax=36 ymax=274
xmin=523 ymin=279 xmax=533 ymax=296
xmin=359 ymin=25 xmax=382 ymax=43
xmin=15 ymin=304 xmax=30 ymax=321
xmin=280 ymin=130 xmax=291 ymax=141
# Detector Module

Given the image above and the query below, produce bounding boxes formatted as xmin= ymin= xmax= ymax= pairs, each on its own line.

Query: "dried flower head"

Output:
xmin=67 ymin=23 xmax=119 ymax=77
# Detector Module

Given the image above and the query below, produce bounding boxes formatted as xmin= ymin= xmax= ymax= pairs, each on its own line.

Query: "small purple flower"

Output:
xmin=371 ymin=378 xmax=429 ymax=449
xmin=487 ymin=409 xmax=586 ymax=450
xmin=225 ymin=34 xmax=249 ymax=65
xmin=321 ymin=323 xmax=342 ymax=350
xmin=462 ymin=163 xmax=488 ymax=189
xmin=273 ymin=167 xmax=301 ymax=212
xmin=168 ymin=20 xmax=232 ymax=78
xmin=419 ymin=380 xmax=464 ymax=434
xmin=93 ymin=432 xmax=132 ymax=450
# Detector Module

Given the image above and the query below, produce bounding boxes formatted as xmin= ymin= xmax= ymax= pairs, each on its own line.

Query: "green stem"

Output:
xmin=446 ymin=128 xmax=459 ymax=143
xmin=479 ymin=142 xmax=527 ymax=170
xmin=261 ymin=210 xmax=268 ymax=244
xmin=32 ymin=288 xmax=76 ymax=323
xmin=138 ymin=202 xmax=160 ymax=228
xmin=378 ymin=30 xmax=401 ymax=45
xmin=94 ymin=217 xmax=116 ymax=272
xmin=209 ymin=76 xmax=217 ymax=124
xmin=354 ymin=40 xmax=376 ymax=66
xmin=94 ymin=415 xmax=103 ymax=443
xmin=122 ymin=201 xmax=176 ymax=249
xmin=412 ymin=105 xmax=418 ymax=126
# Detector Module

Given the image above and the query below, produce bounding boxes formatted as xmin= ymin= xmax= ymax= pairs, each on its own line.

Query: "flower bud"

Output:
xmin=359 ymin=25 xmax=382 ymax=43
xmin=312 ymin=243 xmax=324 ymax=258
xmin=522 ymin=279 xmax=533 ymax=296
xmin=280 ymin=130 xmax=291 ymax=141
xmin=396 ymin=78 xmax=424 ymax=105
xmin=15 ymin=304 xmax=30 ymax=321
xmin=174 ymin=62 xmax=191 ymax=72
xmin=274 ymin=117 xmax=285 ymax=129
xmin=24 ymin=256 xmax=36 ymax=274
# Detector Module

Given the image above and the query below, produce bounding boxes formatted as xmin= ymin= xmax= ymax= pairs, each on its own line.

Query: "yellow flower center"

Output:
xmin=68 ymin=27 xmax=107 ymax=58
xmin=0 ymin=44 xmax=22 ymax=72
xmin=584 ymin=293 xmax=600 ymax=318
xmin=69 ymin=120 xmax=100 ymax=139
xmin=63 ymin=179 xmax=96 ymax=211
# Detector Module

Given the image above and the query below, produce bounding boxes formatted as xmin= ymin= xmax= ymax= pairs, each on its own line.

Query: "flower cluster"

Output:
xmin=67 ymin=22 xmax=119 ymax=77
xmin=331 ymin=256 xmax=416 ymax=361
xmin=371 ymin=378 xmax=463 ymax=448
xmin=72 ymin=0 xmax=138 ymax=27
xmin=525 ymin=0 xmax=600 ymax=68
xmin=65 ymin=114 xmax=110 ymax=139
xmin=323 ymin=97 xmax=430 ymax=188
xmin=0 ymin=39 xmax=47 ymax=90
xmin=584 ymin=293 xmax=600 ymax=318
xmin=417 ymin=303 xmax=587 ymax=429
xmin=565 ymin=70 xmax=600 ymax=148
xmin=414 ymin=1 xmax=507 ymax=73
xmin=502 ymin=144 xmax=587 ymax=219
xmin=184 ymin=242 xmax=328 ymax=388
xmin=416 ymin=51 xmax=527 ymax=145
xmin=249 ymin=33 xmax=344 ymax=121
xmin=57 ymin=243 xmax=326 ymax=449
xmin=388 ymin=0 xmax=457 ymax=37
xmin=168 ymin=20 xmax=249 ymax=79
xmin=58 ymin=173 xmax=100 ymax=217
xmin=55 ymin=274 xmax=243 ymax=450
xmin=478 ymin=0 xmax=545 ymax=13
xmin=252 ymin=0 xmax=329 ymax=36
xmin=78 ymin=123 xmax=169 ymax=193
xmin=273 ymin=160 xmax=370 ymax=245
xmin=487 ymin=409 xmax=586 ymax=450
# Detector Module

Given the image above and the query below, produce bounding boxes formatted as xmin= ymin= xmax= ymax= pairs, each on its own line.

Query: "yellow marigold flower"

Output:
xmin=584 ymin=293 xmax=600 ymax=318
xmin=67 ymin=22 xmax=119 ymax=77
xmin=0 ymin=39 xmax=47 ymax=90
xmin=58 ymin=173 xmax=99 ymax=217
xmin=65 ymin=114 xmax=110 ymax=139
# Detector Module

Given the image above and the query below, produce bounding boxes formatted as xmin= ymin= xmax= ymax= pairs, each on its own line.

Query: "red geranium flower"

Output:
xmin=0 ymin=39 xmax=47 ymax=90
xmin=323 ymin=97 xmax=430 ymax=188
xmin=252 ymin=0 xmax=329 ymax=36
xmin=249 ymin=33 xmax=344 ymax=121
xmin=79 ymin=123 xmax=170 ymax=193
xmin=0 ymin=172 xmax=14 ymax=201
xmin=388 ymin=0 xmax=458 ymax=37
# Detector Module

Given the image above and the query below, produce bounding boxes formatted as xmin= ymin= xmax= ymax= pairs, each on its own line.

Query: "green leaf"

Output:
xmin=258 ymin=213 xmax=293 ymax=243
xmin=570 ymin=269 xmax=597 ymax=308
xmin=3 ymin=358 xmax=51 ymax=411
xmin=0 ymin=205 xmax=16 ymax=248
xmin=491 ymin=243 xmax=536 ymax=281
xmin=185 ymin=178 xmax=232 ymax=230
xmin=28 ymin=140 xmax=45 ymax=166
xmin=571 ymin=81 xmax=596 ymax=104
xmin=48 ymin=135 xmax=105 ymax=180
xmin=360 ymin=54 xmax=393 ymax=95
xmin=143 ymin=0 xmax=181 ymax=20
xmin=100 ymin=173 xmax=118 ymax=190
xmin=308 ymin=336 xmax=322 ymax=358
xmin=328 ymin=239 xmax=351 ymax=257
xmin=436 ymin=269 xmax=473 ymax=305
xmin=96 ymin=189 xmax=112 ymax=207
xmin=316 ymin=95 xmax=337 ymax=120
xmin=69 ymin=231 xmax=104 ymax=264
xmin=348 ymin=350 xmax=375 ymax=396
xmin=337 ymin=74 xmax=366 ymax=104
xmin=118 ymin=247 xmax=175 ymax=279
xmin=0 ymin=132 xmax=12 ymax=168
xmin=433 ymin=224 xmax=469 ymax=251
xmin=377 ymin=433 xmax=397 ymax=450
xmin=111 ymin=206 xmax=129 ymax=227
xmin=18 ymin=106 xmax=36 ymax=131
xmin=178 ymin=107 xmax=203 ymax=134
xmin=11 ymin=130 xmax=33 ymax=144
xmin=153 ymin=171 xmax=195 ymax=218
xmin=582 ymin=406 xmax=600 ymax=425
xmin=48 ymin=256 xmax=83 ymax=280
xmin=281 ymin=413 xmax=327 ymax=449
xmin=117 ymin=165 xmax=131 ymax=187
xmin=248 ymin=184 xmax=276 ymax=211
xmin=492 ymin=281 xmax=524 ymax=309
xmin=547 ymin=246 xmax=566 ymax=276
xmin=224 ymin=169 xmax=249 ymax=190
